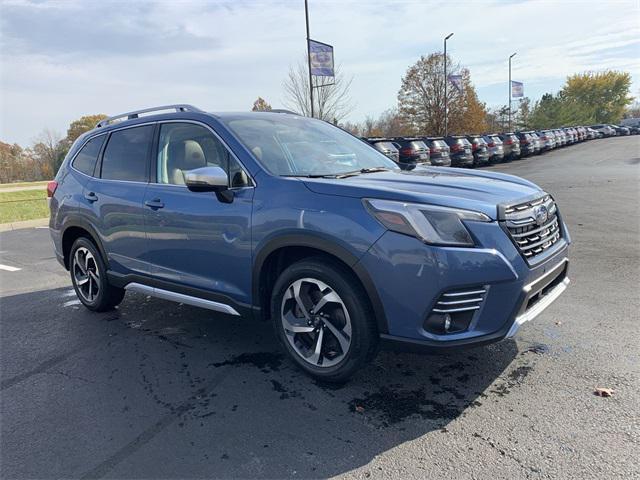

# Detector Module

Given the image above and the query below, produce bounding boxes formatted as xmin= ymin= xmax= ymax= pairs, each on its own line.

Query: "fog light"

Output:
xmin=444 ymin=313 xmax=452 ymax=332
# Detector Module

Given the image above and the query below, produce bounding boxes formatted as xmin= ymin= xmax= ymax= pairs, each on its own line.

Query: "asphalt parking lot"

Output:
xmin=1 ymin=136 xmax=638 ymax=479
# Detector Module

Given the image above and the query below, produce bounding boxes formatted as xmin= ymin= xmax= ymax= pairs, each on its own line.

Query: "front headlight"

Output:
xmin=364 ymin=198 xmax=491 ymax=247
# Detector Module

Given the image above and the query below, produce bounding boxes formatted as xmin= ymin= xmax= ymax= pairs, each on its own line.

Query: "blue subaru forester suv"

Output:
xmin=49 ymin=105 xmax=570 ymax=382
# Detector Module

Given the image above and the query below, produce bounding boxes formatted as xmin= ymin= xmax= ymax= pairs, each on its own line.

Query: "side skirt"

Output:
xmin=107 ymin=270 xmax=258 ymax=319
xmin=125 ymin=283 xmax=240 ymax=316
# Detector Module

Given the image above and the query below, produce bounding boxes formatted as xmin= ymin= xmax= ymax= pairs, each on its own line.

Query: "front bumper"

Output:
xmin=358 ymin=220 xmax=570 ymax=350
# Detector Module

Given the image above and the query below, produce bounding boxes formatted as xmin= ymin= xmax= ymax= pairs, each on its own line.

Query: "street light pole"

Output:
xmin=508 ymin=52 xmax=517 ymax=131
xmin=305 ymin=0 xmax=314 ymax=118
xmin=444 ymin=33 xmax=454 ymax=136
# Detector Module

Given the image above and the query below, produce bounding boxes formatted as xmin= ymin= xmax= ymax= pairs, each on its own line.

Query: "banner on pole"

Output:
xmin=511 ymin=80 xmax=524 ymax=98
xmin=308 ymin=39 xmax=334 ymax=77
xmin=448 ymin=74 xmax=463 ymax=93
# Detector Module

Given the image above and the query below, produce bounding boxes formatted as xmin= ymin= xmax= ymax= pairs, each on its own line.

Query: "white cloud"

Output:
xmin=1 ymin=0 xmax=638 ymax=145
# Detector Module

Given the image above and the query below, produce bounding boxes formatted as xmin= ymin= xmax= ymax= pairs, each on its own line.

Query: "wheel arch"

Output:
xmin=253 ymin=233 xmax=389 ymax=334
xmin=61 ymin=220 xmax=108 ymax=270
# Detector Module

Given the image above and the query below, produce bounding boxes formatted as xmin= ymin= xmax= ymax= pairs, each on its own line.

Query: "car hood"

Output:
xmin=303 ymin=167 xmax=543 ymax=220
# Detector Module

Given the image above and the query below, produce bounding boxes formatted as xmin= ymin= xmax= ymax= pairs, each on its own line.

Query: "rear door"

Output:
xmin=85 ymin=124 xmax=154 ymax=276
xmin=143 ymin=121 xmax=254 ymax=305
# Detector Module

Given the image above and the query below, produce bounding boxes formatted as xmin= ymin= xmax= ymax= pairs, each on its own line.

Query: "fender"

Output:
xmin=252 ymin=231 xmax=389 ymax=334
xmin=60 ymin=217 xmax=109 ymax=270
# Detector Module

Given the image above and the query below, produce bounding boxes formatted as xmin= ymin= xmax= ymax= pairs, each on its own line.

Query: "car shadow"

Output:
xmin=1 ymin=287 xmax=526 ymax=479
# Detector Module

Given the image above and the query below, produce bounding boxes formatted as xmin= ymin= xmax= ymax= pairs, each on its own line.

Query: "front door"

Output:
xmin=143 ymin=121 xmax=254 ymax=306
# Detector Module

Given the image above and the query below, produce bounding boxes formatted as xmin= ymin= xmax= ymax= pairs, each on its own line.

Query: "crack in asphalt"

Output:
xmin=1 ymin=345 xmax=93 ymax=391
xmin=78 ymin=366 xmax=234 ymax=479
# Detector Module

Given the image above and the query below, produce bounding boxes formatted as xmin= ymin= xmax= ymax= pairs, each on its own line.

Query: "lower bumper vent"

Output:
xmin=424 ymin=288 xmax=487 ymax=334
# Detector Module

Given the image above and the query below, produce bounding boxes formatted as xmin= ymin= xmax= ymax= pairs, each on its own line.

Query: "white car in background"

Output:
xmin=590 ymin=124 xmax=616 ymax=137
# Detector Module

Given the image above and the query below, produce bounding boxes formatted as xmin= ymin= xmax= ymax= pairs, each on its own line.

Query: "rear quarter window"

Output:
xmin=101 ymin=125 xmax=154 ymax=182
xmin=72 ymin=135 xmax=106 ymax=176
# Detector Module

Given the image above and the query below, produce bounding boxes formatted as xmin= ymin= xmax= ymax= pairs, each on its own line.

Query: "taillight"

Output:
xmin=430 ymin=147 xmax=439 ymax=154
xmin=504 ymin=139 xmax=512 ymax=145
xmin=487 ymin=142 xmax=495 ymax=147
xmin=450 ymin=144 xmax=462 ymax=152
xmin=400 ymin=147 xmax=414 ymax=156
xmin=47 ymin=181 xmax=58 ymax=198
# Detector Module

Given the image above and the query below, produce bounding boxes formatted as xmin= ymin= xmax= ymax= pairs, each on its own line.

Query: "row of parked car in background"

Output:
xmin=364 ymin=123 xmax=638 ymax=169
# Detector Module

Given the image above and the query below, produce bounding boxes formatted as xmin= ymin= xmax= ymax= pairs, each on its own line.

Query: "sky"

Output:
xmin=1 ymin=0 xmax=639 ymax=146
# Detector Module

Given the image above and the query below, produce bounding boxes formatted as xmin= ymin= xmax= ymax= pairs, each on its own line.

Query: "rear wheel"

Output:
xmin=70 ymin=237 xmax=124 ymax=312
xmin=271 ymin=258 xmax=378 ymax=383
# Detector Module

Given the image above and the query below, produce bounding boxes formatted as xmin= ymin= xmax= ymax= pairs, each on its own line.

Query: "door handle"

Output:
xmin=144 ymin=199 xmax=165 ymax=210
xmin=84 ymin=191 xmax=98 ymax=203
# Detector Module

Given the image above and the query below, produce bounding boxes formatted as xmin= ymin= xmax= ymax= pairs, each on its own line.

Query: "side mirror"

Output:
xmin=184 ymin=166 xmax=234 ymax=203
xmin=184 ymin=166 xmax=228 ymax=191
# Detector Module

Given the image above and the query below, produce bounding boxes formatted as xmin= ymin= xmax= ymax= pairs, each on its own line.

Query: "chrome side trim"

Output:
xmin=125 ymin=282 xmax=240 ymax=316
xmin=506 ymin=277 xmax=570 ymax=338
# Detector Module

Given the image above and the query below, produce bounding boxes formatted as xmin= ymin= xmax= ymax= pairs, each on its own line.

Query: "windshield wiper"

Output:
xmin=335 ymin=167 xmax=392 ymax=179
xmin=282 ymin=174 xmax=339 ymax=178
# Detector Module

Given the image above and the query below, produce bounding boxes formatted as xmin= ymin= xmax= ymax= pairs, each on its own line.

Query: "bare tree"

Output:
xmin=282 ymin=57 xmax=354 ymax=122
xmin=31 ymin=129 xmax=66 ymax=174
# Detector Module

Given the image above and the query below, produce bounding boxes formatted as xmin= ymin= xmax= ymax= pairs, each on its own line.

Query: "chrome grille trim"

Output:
xmin=504 ymin=194 xmax=562 ymax=261
xmin=431 ymin=287 xmax=487 ymax=314
xmin=441 ymin=289 xmax=486 ymax=297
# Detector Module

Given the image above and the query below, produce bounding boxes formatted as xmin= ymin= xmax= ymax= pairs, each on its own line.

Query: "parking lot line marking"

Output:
xmin=0 ymin=264 xmax=21 ymax=272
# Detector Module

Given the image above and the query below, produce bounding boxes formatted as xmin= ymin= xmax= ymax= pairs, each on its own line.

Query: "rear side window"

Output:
xmin=101 ymin=125 xmax=154 ymax=182
xmin=374 ymin=142 xmax=397 ymax=151
xmin=72 ymin=135 xmax=105 ymax=176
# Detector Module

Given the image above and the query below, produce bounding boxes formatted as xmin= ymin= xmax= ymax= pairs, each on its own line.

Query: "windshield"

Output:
xmin=223 ymin=115 xmax=398 ymax=176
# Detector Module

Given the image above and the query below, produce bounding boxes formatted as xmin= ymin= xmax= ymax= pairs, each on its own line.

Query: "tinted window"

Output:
xmin=157 ymin=122 xmax=251 ymax=187
xmin=373 ymin=141 xmax=397 ymax=151
xmin=72 ymin=135 xmax=105 ymax=176
xmin=410 ymin=141 xmax=428 ymax=150
xmin=101 ymin=125 xmax=153 ymax=182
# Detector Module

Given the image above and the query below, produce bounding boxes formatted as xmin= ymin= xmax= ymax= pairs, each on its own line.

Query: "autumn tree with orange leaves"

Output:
xmin=398 ymin=53 xmax=488 ymax=136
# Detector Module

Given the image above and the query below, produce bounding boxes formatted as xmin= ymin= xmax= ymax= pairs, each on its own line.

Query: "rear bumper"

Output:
xmin=450 ymin=154 xmax=474 ymax=167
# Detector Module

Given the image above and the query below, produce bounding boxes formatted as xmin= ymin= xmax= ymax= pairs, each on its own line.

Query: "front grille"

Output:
xmin=504 ymin=194 xmax=561 ymax=261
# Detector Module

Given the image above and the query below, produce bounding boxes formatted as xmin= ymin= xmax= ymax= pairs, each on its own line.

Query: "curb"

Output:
xmin=0 ymin=217 xmax=49 ymax=232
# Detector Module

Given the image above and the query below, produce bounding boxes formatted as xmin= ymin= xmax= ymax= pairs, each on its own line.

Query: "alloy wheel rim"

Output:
xmin=280 ymin=278 xmax=352 ymax=368
xmin=73 ymin=247 xmax=100 ymax=303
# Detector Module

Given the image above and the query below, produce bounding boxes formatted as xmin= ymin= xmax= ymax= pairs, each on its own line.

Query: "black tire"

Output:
xmin=69 ymin=237 xmax=125 ymax=312
xmin=270 ymin=257 xmax=378 ymax=383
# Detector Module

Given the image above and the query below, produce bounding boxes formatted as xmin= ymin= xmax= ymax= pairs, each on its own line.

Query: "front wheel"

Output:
xmin=271 ymin=258 xmax=378 ymax=383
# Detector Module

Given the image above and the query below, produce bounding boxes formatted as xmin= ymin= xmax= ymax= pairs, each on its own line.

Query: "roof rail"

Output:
xmin=268 ymin=109 xmax=300 ymax=115
xmin=96 ymin=104 xmax=204 ymax=128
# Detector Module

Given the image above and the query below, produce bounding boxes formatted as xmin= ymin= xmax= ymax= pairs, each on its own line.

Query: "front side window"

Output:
xmin=72 ymin=135 xmax=105 ymax=176
xmin=101 ymin=125 xmax=153 ymax=182
xmin=156 ymin=123 xmax=251 ymax=187
xmin=223 ymin=115 xmax=397 ymax=177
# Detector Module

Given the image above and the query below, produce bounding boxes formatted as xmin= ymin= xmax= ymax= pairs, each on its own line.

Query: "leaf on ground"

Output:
xmin=594 ymin=387 xmax=614 ymax=397
xmin=355 ymin=405 xmax=365 ymax=413
xmin=555 ymin=321 xmax=562 ymax=326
